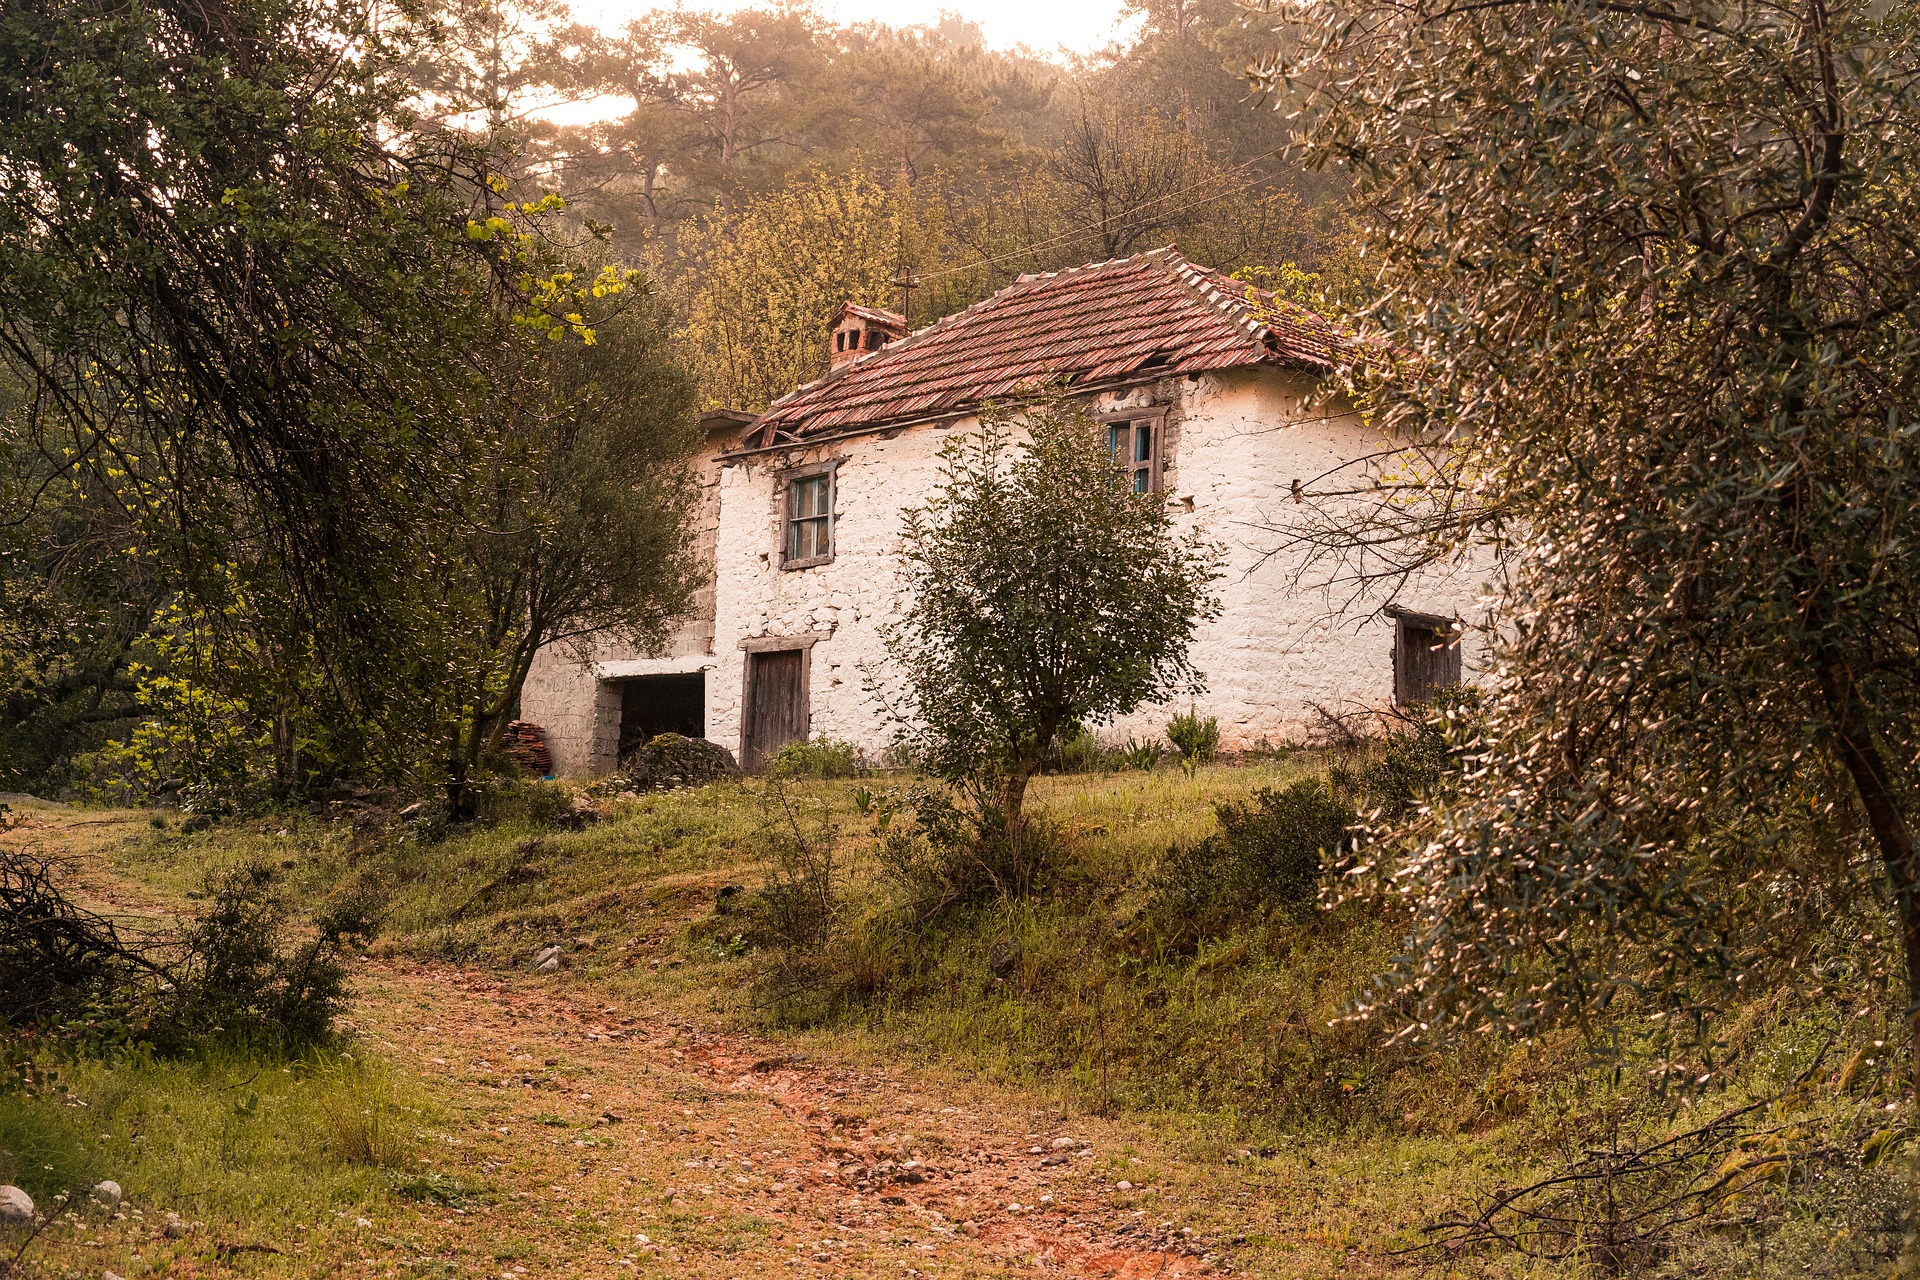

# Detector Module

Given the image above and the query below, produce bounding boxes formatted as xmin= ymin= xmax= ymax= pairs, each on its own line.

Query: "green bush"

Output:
xmin=162 ymin=860 xmax=382 ymax=1050
xmin=1045 ymin=722 xmax=1106 ymax=774
xmin=1347 ymin=685 xmax=1483 ymax=820
xmin=767 ymin=737 xmax=860 ymax=779
xmin=1153 ymin=777 xmax=1356 ymax=942
xmin=1115 ymin=738 xmax=1164 ymax=772
xmin=872 ymin=786 xmax=1060 ymax=922
xmin=1166 ymin=707 xmax=1220 ymax=775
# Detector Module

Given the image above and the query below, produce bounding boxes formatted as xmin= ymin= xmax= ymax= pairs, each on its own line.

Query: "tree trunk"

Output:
xmin=1814 ymin=646 xmax=1920 ymax=1086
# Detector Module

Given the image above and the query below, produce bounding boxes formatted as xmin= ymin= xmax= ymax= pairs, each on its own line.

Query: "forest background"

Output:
xmin=0 ymin=0 xmax=1351 ymax=804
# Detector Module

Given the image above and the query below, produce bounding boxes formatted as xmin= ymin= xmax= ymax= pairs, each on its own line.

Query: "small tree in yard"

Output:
xmin=1269 ymin=0 xmax=1920 ymax=1078
xmin=884 ymin=399 xmax=1220 ymax=841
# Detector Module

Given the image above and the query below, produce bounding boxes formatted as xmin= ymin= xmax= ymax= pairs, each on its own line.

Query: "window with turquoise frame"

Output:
xmin=1105 ymin=415 xmax=1163 ymax=492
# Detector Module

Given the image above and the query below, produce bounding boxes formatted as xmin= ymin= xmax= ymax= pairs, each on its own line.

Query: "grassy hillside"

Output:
xmin=2 ymin=759 xmax=1908 ymax=1277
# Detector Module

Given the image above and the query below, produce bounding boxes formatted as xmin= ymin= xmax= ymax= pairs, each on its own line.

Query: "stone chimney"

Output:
xmin=828 ymin=301 xmax=907 ymax=371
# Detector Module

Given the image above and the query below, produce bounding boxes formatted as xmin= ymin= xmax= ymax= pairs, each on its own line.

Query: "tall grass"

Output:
xmin=0 ymin=1044 xmax=423 ymax=1223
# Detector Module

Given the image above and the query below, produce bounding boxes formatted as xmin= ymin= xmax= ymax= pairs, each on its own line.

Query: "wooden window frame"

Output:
xmin=780 ymin=462 xmax=838 ymax=570
xmin=1097 ymin=407 xmax=1168 ymax=493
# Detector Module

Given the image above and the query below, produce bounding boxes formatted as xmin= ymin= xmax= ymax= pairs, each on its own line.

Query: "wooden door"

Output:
xmin=743 ymin=649 xmax=807 ymax=770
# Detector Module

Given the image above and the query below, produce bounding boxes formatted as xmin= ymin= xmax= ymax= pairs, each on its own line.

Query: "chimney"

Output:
xmin=828 ymin=301 xmax=907 ymax=371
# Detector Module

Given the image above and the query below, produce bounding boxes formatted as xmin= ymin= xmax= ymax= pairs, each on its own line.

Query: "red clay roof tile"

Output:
xmin=748 ymin=247 xmax=1341 ymax=446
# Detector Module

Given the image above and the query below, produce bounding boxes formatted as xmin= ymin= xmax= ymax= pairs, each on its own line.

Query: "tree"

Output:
xmin=434 ymin=301 xmax=701 ymax=813
xmin=674 ymin=168 xmax=937 ymax=411
xmin=0 ymin=0 xmax=501 ymax=696
xmin=1268 ymin=0 xmax=1920 ymax=1074
xmin=884 ymin=399 xmax=1220 ymax=835
xmin=0 ymin=0 xmax=702 ymax=802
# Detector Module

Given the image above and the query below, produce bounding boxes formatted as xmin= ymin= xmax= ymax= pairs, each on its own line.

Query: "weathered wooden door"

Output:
xmin=743 ymin=649 xmax=807 ymax=771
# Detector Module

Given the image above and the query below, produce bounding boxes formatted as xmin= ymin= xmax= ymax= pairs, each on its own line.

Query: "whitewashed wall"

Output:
xmin=705 ymin=365 xmax=1495 ymax=765
xmin=520 ymin=431 xmax=729 ymax=776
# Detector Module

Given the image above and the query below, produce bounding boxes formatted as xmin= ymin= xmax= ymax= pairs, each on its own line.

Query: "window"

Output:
xmin=783 ymin=470 xmax=834 ymax=568
xmin=1389 ymin=607 xmax=1463 ymax=706
xmin=1106 ymin=416 xmax=1162 ymax=492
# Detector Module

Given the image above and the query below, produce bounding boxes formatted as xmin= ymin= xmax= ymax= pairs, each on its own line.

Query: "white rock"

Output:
xmin=91 ymin=1180 xmax=122 ymax=1210
xmin=162 ymin=1211 xmax=188 ymax=1238
xmin=1116 ymin=1180 xmax=1134 ymax=1191
xmin=531 ymin=945 xmax=563 ymax=973
xmin=0 ymin=1185 xmax=33 ymax=1227
xmin=105 ymin=1272 xmax=125 ymax=1280
xmin=1049 ymin=1137 xmax=1075 ymax=1151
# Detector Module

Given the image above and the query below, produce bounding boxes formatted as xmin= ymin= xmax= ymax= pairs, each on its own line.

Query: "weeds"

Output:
xmin=872 ymin=787 xmax=1061 ymax=922
xmin=1114 ymin=739 xmax=1164 ymax=772
xmin=767 ymin=738 xmax=860 ymax=780
xmin=1 ymin=846 xmax=377 ymax=1051
xmin=1166 ymin=708 xmax=1219 ymax=776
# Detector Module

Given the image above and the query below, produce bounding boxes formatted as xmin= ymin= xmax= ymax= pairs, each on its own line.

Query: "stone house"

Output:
xmin=521 ymin=247 xmax=1483 ymax=775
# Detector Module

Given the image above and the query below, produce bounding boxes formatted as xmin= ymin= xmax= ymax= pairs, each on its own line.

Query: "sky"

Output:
xmin=560 ymin=0 xmax=1143 ymax=57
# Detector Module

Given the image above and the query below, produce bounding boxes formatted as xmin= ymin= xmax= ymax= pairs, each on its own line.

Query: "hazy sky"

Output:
xmin=561 ymin=0 xmax=1143 ymax=57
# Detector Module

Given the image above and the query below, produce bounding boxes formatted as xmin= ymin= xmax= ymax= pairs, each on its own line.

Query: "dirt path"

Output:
xmin=349 ymin=959 xmax=1216 ymax=1279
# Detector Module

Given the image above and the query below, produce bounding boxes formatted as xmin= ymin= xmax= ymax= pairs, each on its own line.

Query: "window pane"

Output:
xmin=1134 ymin=424 xmax=1152 ymax=464
xmin=1133 ymin=469 xmax=1150 ymax=493
xmin=794 ymin=475 xmax=829 ymax=518
xmin=1107 ymin=424 xmax=1126 ymax=458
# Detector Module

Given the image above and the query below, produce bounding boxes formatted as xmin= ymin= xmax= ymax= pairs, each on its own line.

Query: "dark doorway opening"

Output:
xmin=616 ymin=673 xmax=705 ymax=762
xmin=742 ymin=648 xmax=807 ymax=771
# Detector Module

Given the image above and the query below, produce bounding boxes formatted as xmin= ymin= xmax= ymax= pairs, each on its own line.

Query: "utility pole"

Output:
xmin=891 ymin=263 xmax=922 ymax=329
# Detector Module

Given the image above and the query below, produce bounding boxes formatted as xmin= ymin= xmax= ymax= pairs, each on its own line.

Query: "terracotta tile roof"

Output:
xmin=748 ymin=246 xmax=1342 ymax=445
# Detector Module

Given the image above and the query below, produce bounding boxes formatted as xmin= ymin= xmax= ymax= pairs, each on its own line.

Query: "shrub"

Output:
xmin=871 ymin=786 xmax=1060 ymax=923
xmin=767 ymin=737 xmax=860 ymax=779
xmin=162 ymin=860 xmax=383 ymax=1049
xmin=1045 ymin=723 xmax=1106 ymax=774
xmin=1347 ymin=686 xmax=1482 ymax=821
xmin=747 ymin=785 xmax=841 ymax=962
xmin=1166 ymin=708 xmax=1220 ymax=775
xmin=1153 ymin=777 xmax=1356 ymax=941
xmin=1 ymin=848 xmax=378 ymax=1051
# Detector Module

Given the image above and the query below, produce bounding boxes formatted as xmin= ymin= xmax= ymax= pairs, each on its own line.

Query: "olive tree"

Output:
xmin=1265 ymin=0 xmax=1920 ymax=1073
xmin=883 ymin=399 xmax=1220 ymax=835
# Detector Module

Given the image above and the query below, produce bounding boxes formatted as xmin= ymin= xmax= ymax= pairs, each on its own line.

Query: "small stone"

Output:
xmin=105 ymin=1272 xmax=125 ymax=1280
xmin=1027 ymin=1145 xmax=1044 ymax=1155
xmin=1049 ymin=1137 xmax=1075 ymax=1151
xmin=91 ymin=1180 xmax=122 ymax=1209
xmin=0 ymin=1185 xmax=33 ymax=1227
xmin=531 ymin=945 xmax=563 ymax=974
xmin=1116 ymin=1180 xmax=1134 ymax=1191
xmin=355 ymin=1217 xmax=372 ymax=1228
xmin=162 ymin=1211 xmax=188 ymax=1238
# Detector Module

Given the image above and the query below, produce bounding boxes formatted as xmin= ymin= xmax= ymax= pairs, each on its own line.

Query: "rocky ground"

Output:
xmin=326 ymin=958 xmax=1218 ymax=1279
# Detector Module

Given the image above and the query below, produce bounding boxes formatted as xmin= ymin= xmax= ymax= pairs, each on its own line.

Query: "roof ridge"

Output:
xmin=1152 ymin=253 xmax=1275 ymax=348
